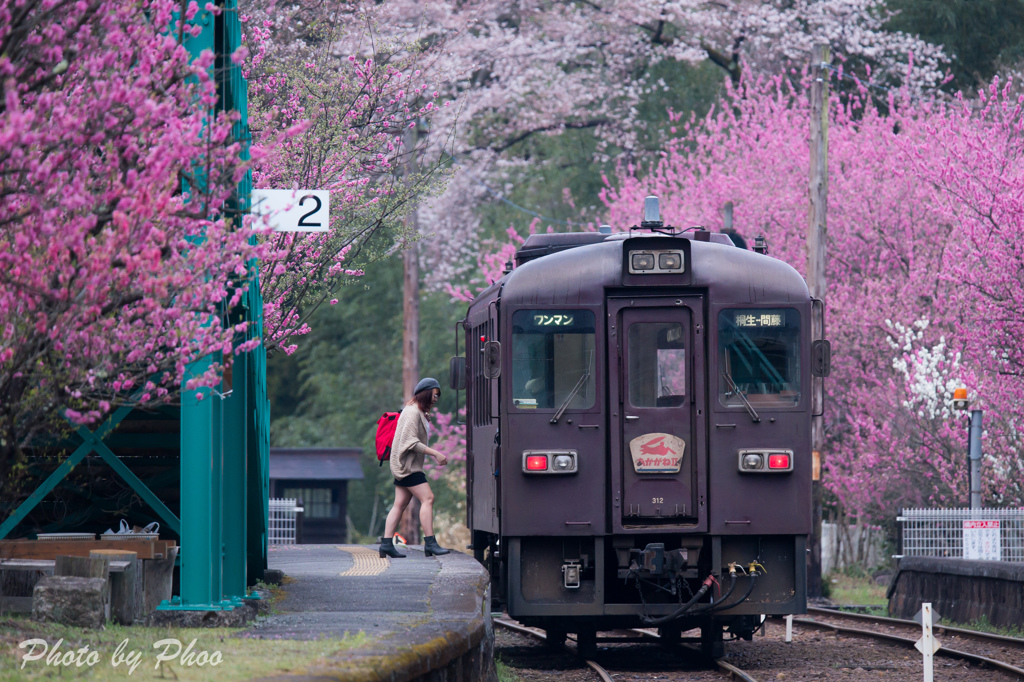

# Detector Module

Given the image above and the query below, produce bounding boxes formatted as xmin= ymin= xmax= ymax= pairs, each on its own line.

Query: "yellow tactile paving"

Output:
xmin=337 ymin=545 xmax=390 ymax=576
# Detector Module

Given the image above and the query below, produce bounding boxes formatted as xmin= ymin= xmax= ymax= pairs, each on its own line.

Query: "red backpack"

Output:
xmin=375 ymin=412 xmax=401 ymax=467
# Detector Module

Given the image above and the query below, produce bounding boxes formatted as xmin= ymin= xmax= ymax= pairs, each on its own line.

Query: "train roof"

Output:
xmin=498 ymin=231 xmax=809 ymax=307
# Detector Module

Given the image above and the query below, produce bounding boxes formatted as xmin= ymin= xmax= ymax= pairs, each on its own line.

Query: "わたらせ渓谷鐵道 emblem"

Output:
xmin=629 ymin=433 xmax=685 ymax=473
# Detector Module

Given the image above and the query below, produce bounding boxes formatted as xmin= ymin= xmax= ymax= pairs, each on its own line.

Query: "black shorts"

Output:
xmin=394 ymin=471 xmax=427 ymax=488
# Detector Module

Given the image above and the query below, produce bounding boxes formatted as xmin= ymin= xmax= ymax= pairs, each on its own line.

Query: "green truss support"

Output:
xmin=0 ymin=403 xmax=181 ymax=539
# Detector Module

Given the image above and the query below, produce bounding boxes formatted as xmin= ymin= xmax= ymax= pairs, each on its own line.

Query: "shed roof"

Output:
xmin=269 ymin=448 xmax=365 ymax=481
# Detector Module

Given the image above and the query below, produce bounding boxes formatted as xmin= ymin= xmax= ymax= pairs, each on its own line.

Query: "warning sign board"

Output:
xmin=963 ymin=520 xmax=1000 ymax=560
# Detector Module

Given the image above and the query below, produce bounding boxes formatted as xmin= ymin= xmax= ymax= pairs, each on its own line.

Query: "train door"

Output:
xmin=467 ymin=302 xmax=500 ymax=535
xmin=610 ymin=298 xmax=705 ymax=526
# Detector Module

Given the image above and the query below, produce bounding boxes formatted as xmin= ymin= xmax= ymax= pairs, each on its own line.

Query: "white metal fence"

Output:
xmin=268 ymin=498 xmax=304 ymax=546
xmin=898 ymin=508 xmax=1024 ymax=562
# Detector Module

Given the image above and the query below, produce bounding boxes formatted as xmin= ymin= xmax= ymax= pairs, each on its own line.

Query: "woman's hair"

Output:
xmin=409 ymin=387 xmax=437 ymax=412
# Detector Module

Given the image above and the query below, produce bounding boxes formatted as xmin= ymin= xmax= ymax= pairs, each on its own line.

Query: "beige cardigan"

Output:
xmin=390 ymin=403 xmax=430 ymax=479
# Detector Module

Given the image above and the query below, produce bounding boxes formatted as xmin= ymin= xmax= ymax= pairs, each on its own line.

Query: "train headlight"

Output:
xmin=738 ymin=449 xmax=793 ymax=473
xmin=523 ymin=450 xmax=578 ymax=474
xmin=631 ymin=253 xmax=655 ymax=271
xmin=659 ymin=252 xmax=682 ymax=270
xmin=628 ymin=249 xmax=685 ymax=274
xmin=741 ymin=453 xmax=764 ymax=470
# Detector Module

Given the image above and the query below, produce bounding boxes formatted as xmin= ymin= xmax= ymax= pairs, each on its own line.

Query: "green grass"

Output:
xmin=495 ymin=655 xmax=520 ymax=682
xmin=0 ymin=615 xmax=370 ymax=681
xmin=939 ymin=614 xmax=1024 ymax=639
xmin=826 ymin=571 xmax=888 ymax=607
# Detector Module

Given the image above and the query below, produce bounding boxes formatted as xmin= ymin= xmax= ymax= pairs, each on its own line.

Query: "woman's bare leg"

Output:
xmin=408 ymin=482 xmax=436 ymax=537
xmin=383 ymin=486 xmax=413 ymax=537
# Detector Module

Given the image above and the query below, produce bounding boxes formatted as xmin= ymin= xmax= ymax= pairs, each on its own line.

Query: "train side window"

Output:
xmin=718 ymin=308 xmax=801 ymax=408
xmin=628 ymin=323 xmax=686 ymax=408
xmin=511 ymin=310 xmax=596 ymax=410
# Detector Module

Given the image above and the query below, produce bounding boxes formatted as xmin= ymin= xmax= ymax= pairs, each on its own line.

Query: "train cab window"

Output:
xmin=628 ymin=323 xmax=687 ymax=408
xmin=718 ymin=308 xmax=801 ymax=408
xmin=511 ymin=310 xmax=596 ymax=410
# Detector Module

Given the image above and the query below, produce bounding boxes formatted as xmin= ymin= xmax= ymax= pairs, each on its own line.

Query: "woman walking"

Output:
xmin=380 ymin=377 xmax=451 ymax=558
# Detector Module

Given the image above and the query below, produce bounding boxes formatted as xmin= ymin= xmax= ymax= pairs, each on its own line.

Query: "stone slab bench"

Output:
xmin=1 ymin=556 xmax=133 ymax=621
xmin=0 ymin=559 xmax=131 ymax=614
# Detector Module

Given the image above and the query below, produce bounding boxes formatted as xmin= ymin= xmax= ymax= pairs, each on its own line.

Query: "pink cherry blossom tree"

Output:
xmin=387 ymin=0 xmax=951 ymax=293
xmin=0 ymin=0 xmax=270 ymax=480
xmin=239 ymin=1 xmax=455 ymax=355
xmin=600 ymin=75 xmax=1024 ymax=521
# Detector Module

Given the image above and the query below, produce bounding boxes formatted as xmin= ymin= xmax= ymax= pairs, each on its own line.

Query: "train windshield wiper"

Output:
xmin=722 ymin=369 xmax=760 ymax=423
xmin=550 ymin=352 xmax=593 ymax=424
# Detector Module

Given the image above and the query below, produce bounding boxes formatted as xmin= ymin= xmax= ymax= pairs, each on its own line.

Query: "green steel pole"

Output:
xmin=179 ymin=355 xmax=219 ymax=606
xmin=222 ymin=349 xmax=248 ymax=598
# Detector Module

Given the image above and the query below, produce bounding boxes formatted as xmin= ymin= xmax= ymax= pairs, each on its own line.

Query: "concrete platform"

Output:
xmin=244 ymin=544 xmax=496 ymax=681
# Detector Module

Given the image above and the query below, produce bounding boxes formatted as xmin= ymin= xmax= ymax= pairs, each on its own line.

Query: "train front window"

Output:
xmin=718 ymin=308 xmax=801 ymax=408
xmin=628 ymin=322 xmax=686 ymax=408
xmin=511 ymin=310 xmax=596 ymax=410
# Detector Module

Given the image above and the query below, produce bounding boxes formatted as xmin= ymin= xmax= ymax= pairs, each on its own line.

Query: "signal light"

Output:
xmin=768 ymin=454 xmax=790 ymax=469
xmin=953 ymin=387 xmax=969 ymax=411
xmin=526 ymin=455 xmax=548 ymax=471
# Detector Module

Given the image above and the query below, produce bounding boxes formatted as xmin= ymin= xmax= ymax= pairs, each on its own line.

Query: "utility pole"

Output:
xmin=968 ymin=410 xmax=983 ymax=509
xmin=807 ymin=43 xmax=830 ymax=600
xmin=399 ymin=123 xmax=422 ymax=546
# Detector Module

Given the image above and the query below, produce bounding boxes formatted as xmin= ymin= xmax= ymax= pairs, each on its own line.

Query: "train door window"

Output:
xmin=628 ymin=322 xmax=686 ymax=408
xmin=511 ymin=310 xmax=596 ymax=410
xmin=718 ymin=308 xmax=801 ymax=407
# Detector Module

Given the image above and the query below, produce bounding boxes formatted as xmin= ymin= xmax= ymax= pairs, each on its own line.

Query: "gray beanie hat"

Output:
xmin=413 ymin=377 xmax=441 ymax=396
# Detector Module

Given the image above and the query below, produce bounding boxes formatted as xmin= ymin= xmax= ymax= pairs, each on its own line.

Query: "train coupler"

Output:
xmin=629 ymin=543 xmax=689 ymax=579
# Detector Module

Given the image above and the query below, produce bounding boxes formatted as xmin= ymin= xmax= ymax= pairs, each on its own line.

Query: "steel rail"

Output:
xmin=808 ymin=606 xmax=1024 ymax=648
xmin=493 ymin=618 xmax=613 ymax=681
xmin=494 ymin=617 xmax=759 ymax=682
xmin=792 ymin=616 xmax=1024 ymax=678
xmin=628 ymin=629 xmax=759 ymax=682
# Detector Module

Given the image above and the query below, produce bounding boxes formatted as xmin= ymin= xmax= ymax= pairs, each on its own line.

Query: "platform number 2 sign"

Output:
xmin=251 ymin=189 xmax=330 ymax=232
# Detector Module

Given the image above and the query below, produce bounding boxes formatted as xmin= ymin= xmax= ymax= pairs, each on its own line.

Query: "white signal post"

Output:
xmin=914 ymin=602 xmax=941 ymax=682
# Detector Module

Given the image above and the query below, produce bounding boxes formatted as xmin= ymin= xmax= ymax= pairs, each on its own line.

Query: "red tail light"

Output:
xmin=768 ymin=454 xmax=790 ymax=469
xmin=526 ymin=455 xmax=548 ymax=471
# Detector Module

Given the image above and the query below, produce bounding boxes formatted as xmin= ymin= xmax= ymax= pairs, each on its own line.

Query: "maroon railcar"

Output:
xmin=451 ymin=205 xmax=829 ymax=657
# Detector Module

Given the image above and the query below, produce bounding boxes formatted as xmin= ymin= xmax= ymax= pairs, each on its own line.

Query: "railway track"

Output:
xmin=493 ymin=617 xmax=758 ymax=682
xmin=495 ymin=610 xmax=1024 ymax=680
xmin=795 ymin=607 xmax=1024 ymax=679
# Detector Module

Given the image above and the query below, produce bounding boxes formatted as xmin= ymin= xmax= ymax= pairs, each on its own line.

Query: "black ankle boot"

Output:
xmin=379 ymin=536 xmax=406 ymax=558
xmin=423 ymin=535 xmax=450 ymax=557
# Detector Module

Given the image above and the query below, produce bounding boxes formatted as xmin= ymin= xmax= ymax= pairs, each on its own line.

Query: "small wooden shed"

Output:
xmin=269 ymin=448 xmax=364 ymax=544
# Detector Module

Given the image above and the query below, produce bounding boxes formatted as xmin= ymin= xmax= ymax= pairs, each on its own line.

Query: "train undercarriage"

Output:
xmin=474 ymin=530 xmax=806 ymax=657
